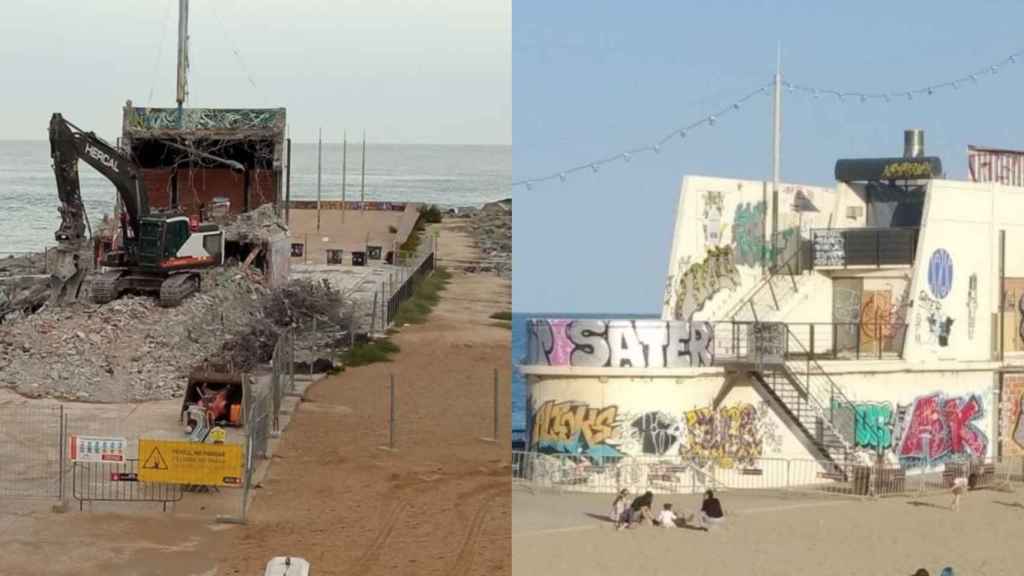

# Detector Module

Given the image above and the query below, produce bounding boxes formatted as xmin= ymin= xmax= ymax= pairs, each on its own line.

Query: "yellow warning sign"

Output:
xmin=137 ymin=439 xmax=244 ymax=486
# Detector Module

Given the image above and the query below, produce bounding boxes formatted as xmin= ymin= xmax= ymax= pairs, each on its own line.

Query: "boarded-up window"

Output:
xmin=290 ymin=243 xmax=304 ymax=257
xmin=1003 ymin=279 xmax=1024 ymax=353
xmin=326 ymin=250 xmax=344 ymax=265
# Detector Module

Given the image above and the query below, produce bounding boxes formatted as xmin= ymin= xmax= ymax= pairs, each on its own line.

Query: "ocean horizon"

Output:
xmin=511 ymin=311 xmax=659 ymax=433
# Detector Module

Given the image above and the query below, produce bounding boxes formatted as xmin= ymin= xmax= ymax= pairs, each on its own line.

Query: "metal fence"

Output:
xmin=512 ymin=451 xmax=1017 ymax=499
xmin=71 ymin=458 xmax=183 ymax=511
xmin=712 ymin=320 xmax=908 ymax=363
xmin=270 ymin=329 xmax=296 ymax=434
xmin=0 ymin=404 xmax=65 ymax=499
xmin=384 ymin=236 xmax=437 ymax=328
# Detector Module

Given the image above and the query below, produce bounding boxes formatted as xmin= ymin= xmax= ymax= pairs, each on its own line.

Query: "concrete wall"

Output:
xmin=661 ymin=176 xmax=838 ymax=322
xmin=902 ymin=179 xmax=1024 ymax=362
xmin=525 ymin=363 xmax=999 ymax=478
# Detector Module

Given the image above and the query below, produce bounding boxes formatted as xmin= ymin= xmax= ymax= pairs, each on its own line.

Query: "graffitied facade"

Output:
xmin=525 ymin=319 xmax=715 ymax=368
xmin=530 ymin=400 xmax=621 ymax=458
xmin=521 ymin=170 xmax=1024 ymax=492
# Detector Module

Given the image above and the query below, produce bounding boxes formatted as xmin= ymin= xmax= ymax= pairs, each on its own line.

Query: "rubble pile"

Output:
xmin=0 ymin=270 xmax=268 ymax=402
xmin=206 ymin=278 xmax=352 ymax=372
xmin=221 ymin=203 xmax=286 ymax=243
xmin=464 ymin=200 xmax=511 ymax=279
xmin=0 ymin=254 xmax=50 ymax=324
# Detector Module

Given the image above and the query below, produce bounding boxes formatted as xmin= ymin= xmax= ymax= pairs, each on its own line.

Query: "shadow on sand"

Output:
xmin=586 ymin=512 xmax=708 ymax=531
xmin=907 ymin=500 xmax=949 ymax=510
xmin=993 ymin=500 xmax=1024 ymax=509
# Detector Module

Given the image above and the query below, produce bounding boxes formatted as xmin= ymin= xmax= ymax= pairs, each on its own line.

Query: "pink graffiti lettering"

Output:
xmin=547 ymin=319 xmax=574 ymax=366
xmin=898 ymin=393 xmax=987 ymax=462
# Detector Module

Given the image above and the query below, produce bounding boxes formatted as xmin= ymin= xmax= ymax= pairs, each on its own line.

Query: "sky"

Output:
xmin=0 ymin=0 xmax=510 ymax=145
xmin=513 ymin=1 xmax=1024 ymax=315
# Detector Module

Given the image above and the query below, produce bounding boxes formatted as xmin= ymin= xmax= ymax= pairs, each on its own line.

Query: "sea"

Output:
xmin=511 ymin=312 xmax=659 ymax=437
xmin=0 ymin=140 xmax=510 ymax=253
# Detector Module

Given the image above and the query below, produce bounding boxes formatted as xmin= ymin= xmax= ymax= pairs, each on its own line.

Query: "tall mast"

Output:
xmin=176 ymin=0 xmax=190 ymax=127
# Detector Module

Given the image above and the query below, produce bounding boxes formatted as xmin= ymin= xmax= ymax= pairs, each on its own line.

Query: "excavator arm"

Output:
xmin=48 ymin=113 xmax=149 ymax=243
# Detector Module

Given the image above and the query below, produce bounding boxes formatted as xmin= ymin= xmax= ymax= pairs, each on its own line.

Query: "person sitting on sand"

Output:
xmin=911 ymin=569 xmax=930 ymax=576
xmin=626 ymin=490 xmax=655 ymax=528
xmin=951 ymin=475 xmax=968 ymax=511
xmin=611 ymin=489 xmax=629 ymax=528
xmin=691 ymin=489 xmax=725 ymax=531
xmin=655 ymin=503 xmax=678 ymax=528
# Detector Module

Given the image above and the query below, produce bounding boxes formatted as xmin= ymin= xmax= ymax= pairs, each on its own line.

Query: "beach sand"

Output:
xmin=513 ymin=486 xmax=1024 ymax=576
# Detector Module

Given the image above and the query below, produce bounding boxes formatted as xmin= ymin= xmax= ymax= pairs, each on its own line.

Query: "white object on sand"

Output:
xmin=265 ymin=556 xmax=310 ymax=576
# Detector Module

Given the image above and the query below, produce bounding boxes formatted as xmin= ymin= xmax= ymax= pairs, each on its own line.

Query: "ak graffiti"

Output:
xmin=525 ymin=319 xmax=715 ymax=368
xmin=897 ymin=393 xmax=987 ymax=464
xmin=672 ymin=246 xmax=740 ymax=321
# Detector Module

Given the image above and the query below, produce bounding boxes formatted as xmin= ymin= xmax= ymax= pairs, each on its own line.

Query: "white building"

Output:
xmin=520 ymin=132 xmax=1024 ymax=492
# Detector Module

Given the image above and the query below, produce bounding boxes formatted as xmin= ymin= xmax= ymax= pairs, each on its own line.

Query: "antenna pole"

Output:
xmin=176 ymin=0 xmax=190 ymax=128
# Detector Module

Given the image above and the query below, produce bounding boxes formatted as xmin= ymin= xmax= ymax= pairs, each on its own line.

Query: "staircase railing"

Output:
xmin=726 ymin=231 xmax=804 ymax=322
xmin=781 ymin=324 xmax=883 ymax=456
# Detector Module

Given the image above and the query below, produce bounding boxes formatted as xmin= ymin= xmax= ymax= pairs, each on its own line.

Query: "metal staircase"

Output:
xmin=727 ymin=236 xmax=809 ymax=323
xmin=717 ymin=323 xmax=881 ymax=479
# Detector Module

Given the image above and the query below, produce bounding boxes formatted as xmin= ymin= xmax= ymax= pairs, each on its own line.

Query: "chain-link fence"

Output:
xmin=0 ymin=404 xmax=64 ymax=499
xmin=512 ymin=451 xmax=1019 ymax=499
xmin=270 ymin=329 xmax=296 ymax=434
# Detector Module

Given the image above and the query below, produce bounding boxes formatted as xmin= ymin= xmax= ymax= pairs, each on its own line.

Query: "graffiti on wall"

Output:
xmin=849 ymin=402 xmax=895 ymax=450
xmin=672 ymin=246 xmax=740 ymax=321
xmin=999 ymin=374 xmax=1024 ymax=457
xmin=681 ymin=403 xmax=763 ymax=468
xmin=916 ymin=291 xmax=954 ymax=347
xmin=732 ymin=201 xmax=767 ymax=266
xmin=967 ymin=274 xmax=978 ymax=340
xmin=1000 ymin=280 xmax=1024 ymax=352
xmin=927 ymin=249 xmax=954 ymax=299
xmin=897 ymin=393 xmax=987 ymax=464
xmin=525 ymin=319 xmax=715 ymax=368
xmin=702 ymin=191 xmax=725 ymax=246
xmin=629 ymin=412 xmax=682 ymax=455
xmin=530 ymin=400 xmax=622 ymax=458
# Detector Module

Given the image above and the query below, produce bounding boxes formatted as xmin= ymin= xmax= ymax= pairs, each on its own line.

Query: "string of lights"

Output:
xmin=786 ymin=49 xmax=1024 ymax=102
xmin=515 ymin=48 xmax=1024 ymax=190
xmin=513 ymin=82 xmax=773 ymax=189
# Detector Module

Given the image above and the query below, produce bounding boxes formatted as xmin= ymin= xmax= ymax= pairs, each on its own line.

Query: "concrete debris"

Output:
xmin=220 ymin=203 xmax=286 ymax=243
xmin=0 ymin=269 xmax=268 ymax=402
xmin=461 ymin=201 xmax=511 ymax=279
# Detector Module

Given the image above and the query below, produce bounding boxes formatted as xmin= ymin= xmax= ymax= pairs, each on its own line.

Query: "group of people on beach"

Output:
xmin=611 ymin=488 xmax=724 ymax=531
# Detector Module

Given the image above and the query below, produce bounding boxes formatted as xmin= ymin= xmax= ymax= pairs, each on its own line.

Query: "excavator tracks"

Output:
xmin=159 ymin=273 xmax=199 ymax=307
xmin=90 ymin=271 xmax=123 ymax=305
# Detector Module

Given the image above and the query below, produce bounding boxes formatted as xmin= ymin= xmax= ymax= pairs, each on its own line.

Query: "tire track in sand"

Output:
xmin=352 ymin=499 xmax=408 ymax=573
xmin=449 ymin=482 xmax=506 ymax=576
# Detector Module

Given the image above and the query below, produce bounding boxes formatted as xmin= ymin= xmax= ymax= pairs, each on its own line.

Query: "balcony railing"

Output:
xmin=713 ymin=321 xmax=908 ymax=363
xmin=811 ymin=227 xmax=919 ymax=269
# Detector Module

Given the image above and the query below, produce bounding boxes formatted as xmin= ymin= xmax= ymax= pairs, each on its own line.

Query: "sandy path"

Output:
xmin=207 ymin=219 xmax=511 ymax=575
xmin=512 ymin=487 xmax=1024 ymax=576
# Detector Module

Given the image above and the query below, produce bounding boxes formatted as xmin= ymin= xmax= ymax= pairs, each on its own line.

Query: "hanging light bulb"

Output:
xmin=927 ymin=87 xmax=934 ymax=96
xmin=906 ymin=92 xmax=913 ymax=101
xmin=653 ymin=144 xmax=661 ymax=154
xmin=1011 ymin=55 xmax=1017 ymax=64
xmin=559 ymin=173 xmax=567 ymax=183
xmin=970 ymin=74 xmax=977 ymax=83
xmin=991 ymin=65 xmax=999 ymax=74
xmin=836 ymin=92 xmax=845 ymax=102
xmin=707 ymin=115 xmax=716 ymax=126
xmin=679 ymin=129 xmax=687 ymax=139
xmin=883 ymin=94 xmax=891 ymax=103
xmin=952 ymin=81 xmax=959 ymax=90
xmin=859 ymin=94 xmax=867 ymax=103
xmin=591 ymin=164 xmax=599 ymax=173
xmin=525 ymin=182 xmax=532 ymax=191
xmin=732 ymin=102 xmax=741 ymax=110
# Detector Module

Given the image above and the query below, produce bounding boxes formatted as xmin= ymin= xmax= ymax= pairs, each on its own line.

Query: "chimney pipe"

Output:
xmin=904 ymin=129 xmax=924 ymax=158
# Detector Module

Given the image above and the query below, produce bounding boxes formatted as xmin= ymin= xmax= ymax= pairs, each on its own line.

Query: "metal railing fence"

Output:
xmin=71 ymin=458 xmax=183 ymax=511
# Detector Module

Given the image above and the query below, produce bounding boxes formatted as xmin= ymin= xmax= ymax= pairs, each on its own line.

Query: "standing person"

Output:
xmin=950 ymin=475 xmax=968 ymax=511
xmin=610 ymin=489 xmax=629 ymax=529
xmin=626 ymin=490 xmax=655 ymax=528
xmin=691 ymin=489 xmax=725 ymax=531
xmin=656 ymin=503 xmax=678 ymax=528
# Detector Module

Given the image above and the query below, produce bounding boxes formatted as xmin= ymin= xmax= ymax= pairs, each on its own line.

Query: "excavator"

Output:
xmin=49 ymin=113 xmax=225 ymax=307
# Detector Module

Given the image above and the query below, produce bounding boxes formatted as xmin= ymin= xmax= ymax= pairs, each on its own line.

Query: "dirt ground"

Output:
xmin=206 ymin=219 xmax=511 ymax=574
xmin=0 ymin=218 xmax=510 ymax=576
xmin=512 ymin=486 xmax=1024 ymax=576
